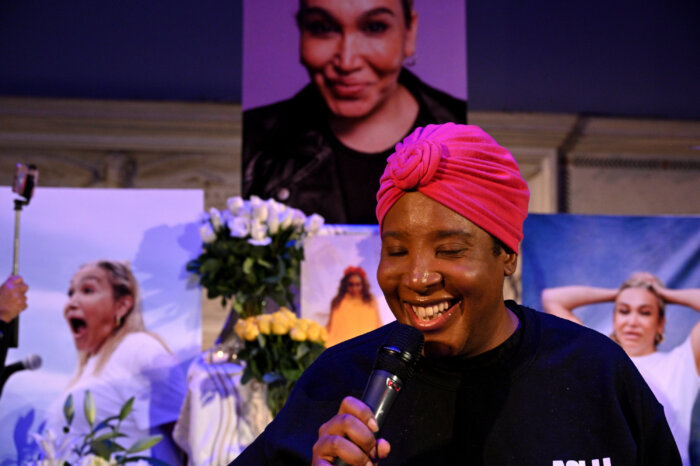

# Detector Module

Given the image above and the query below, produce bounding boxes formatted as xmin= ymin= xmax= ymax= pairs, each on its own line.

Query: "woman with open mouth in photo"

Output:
xmin=50 ymin=260 xmax=186 ymax=464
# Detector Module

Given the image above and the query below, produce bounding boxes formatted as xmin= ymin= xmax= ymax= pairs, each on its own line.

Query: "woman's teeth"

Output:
xmin=411 ymin=301 xmax=451 ymax=321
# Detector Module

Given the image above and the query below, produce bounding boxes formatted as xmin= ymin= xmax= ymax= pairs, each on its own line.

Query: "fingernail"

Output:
xmin=365 ymin=462 xmax=373 ymax=466
xmin=368 ymin=417 xmax=378 ymax=432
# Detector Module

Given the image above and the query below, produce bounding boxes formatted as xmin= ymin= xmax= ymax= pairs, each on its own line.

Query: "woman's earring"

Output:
xmin=654 ymin=332 xmax=665 ymax=345
xmin=403 ymin=54 xmax=416 ymax=67
xmin=115 ymin=314 xmax=122 ymax=328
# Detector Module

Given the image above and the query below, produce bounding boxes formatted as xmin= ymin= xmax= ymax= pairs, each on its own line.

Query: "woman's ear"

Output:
xmin=503 ymin=252 xmax=518 ymax=277
xmin=115 ymin=295 xmax=134 ymax=321
xmin=403 ymin=10 xmax=418 ymax=59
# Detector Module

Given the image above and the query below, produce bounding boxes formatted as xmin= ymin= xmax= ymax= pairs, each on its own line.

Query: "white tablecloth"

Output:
xmin=173 ymin=353 xmax=272 ymax=465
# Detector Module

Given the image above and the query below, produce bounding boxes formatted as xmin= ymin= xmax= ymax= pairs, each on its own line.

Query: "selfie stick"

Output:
xmin=6 ymin=164 xmax=37 ymax=348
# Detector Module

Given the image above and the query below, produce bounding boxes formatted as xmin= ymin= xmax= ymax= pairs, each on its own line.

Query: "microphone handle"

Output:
xmin=333 ymin=370 xmax=404 ymax=466
xmin=0 ymin=361 xmax=25 ymax=397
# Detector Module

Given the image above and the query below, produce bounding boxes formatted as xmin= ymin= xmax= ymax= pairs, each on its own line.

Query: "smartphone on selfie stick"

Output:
xmin=5 ymin=164 xmax=38 ymax=348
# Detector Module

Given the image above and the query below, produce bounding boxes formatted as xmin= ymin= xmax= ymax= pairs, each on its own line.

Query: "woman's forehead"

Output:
xmin=382 ymin=192 xmax=485 ymax=238
xmin=72 ymin=264 xmax=108 ymax=283
xmin=617 ymin=287 xmax=658 ymax=305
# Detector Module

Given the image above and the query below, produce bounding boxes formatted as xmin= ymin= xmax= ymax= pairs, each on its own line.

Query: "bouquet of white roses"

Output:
xmin=187 ymin=196 xmax=334 ymax=318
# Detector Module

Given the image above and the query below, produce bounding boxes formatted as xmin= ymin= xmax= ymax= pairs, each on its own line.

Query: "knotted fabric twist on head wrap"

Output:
xmin=376 ymin=123 xmax=530 ymax=253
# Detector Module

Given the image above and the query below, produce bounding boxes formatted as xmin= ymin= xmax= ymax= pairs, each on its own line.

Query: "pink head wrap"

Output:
xmin=376 ymin=123 xmax=530 ymax=253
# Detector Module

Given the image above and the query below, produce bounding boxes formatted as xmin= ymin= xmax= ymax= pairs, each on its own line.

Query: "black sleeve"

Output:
xmin=0 ymin=320 xmax=9 ymax=369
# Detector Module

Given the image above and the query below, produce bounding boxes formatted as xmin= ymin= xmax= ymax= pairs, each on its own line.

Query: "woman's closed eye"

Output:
xmin=436 ymin=244 xmax=468 ymax=257
xmin=384 ymin=247 xmax=407 ymax=257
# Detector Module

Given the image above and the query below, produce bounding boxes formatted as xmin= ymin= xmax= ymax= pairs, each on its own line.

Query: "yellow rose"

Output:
xmin=294 ymin=318 xmax=311 ymax=332
xmin=290 ymin=327 xmax=307 ymax=341
xmin=243 ymin=318 xmax=260 ymax=341
xmin=257 ymin=314 xmax=273 ymax=335
xmin=271 ymin=311 xmax=291 ymax=335
xmin=306 ymin=321 xmax=323 ymax=343
xmin=234 ymin=318 xmax=247 ymax=339
xmin=279 ymin=307 xmax=297 ymax=323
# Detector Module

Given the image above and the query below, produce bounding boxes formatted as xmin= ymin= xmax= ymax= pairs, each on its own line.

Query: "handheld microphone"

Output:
xmin=0 ymin=353 xmax=42 ymax=396
xmin=334 ymin=324 xmax=424 ymax=466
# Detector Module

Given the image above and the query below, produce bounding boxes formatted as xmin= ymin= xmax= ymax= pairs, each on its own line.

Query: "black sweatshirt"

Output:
xmin=232 ymin=302 xmax=681 ymax=465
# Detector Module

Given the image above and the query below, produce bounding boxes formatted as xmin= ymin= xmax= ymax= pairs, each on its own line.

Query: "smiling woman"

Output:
xmin=231 ymin=123 xmax=681 ymax=465
xmin=48 ymin=260 xmax=186 ymax=464
xmin=242 ymin=0 xmax=466 ymax=225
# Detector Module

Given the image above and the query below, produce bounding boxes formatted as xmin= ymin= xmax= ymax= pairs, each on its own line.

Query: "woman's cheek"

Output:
xmin=365 ymin=41 xmax=404 ymax=73
xmin=300 ymin=39 xmax=336 ymax=71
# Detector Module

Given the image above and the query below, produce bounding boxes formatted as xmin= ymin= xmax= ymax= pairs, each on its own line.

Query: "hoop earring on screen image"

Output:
xmin=403 ymin=54 xmax=416 ymax=67
xmin=654 ymin=332 xmax=665 ymax=345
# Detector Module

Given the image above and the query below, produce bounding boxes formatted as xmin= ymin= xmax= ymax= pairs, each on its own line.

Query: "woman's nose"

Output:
xmin=65 ymin=295 xmax=78 ymax=310
xmin=335 ymin=33 xmax=362 ymax=71
xmin=404 ymin=261 xmax=441 ymax=294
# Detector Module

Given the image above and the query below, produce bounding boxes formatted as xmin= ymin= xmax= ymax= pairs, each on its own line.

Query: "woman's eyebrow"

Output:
xmin=433 ymin=230 xmax=474 ymax=241
xmin=359 ymin=7 xmax=396 ymax=20
xmin=298 ymin=7 xmax=337 ymax=23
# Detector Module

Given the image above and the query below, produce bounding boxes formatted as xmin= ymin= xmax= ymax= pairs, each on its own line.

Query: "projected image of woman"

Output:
xmin=49 ymin=260 xmax=185 ymax=464
xmin=243 ymin=0 xmax=466 ymax=224
xmin=325 ymin=266 xmax=382 ymax=347
xmin=542 ymin=272 xmax=700 ymax=466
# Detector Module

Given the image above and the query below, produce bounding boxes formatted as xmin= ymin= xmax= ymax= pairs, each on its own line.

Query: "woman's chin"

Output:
xmin=327 ymin=99 xmax=377 ymax=120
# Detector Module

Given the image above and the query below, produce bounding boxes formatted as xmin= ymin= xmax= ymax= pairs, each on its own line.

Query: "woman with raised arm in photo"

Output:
xmin=325 ymin=266 xmax=382 ymax=347
xmin=243 ymin=0 xmax=466 ymax=225
xmin=49 ymin=260 xmax=186 ymax=464
xmin=542 ymin=272 xmax=700 ymax=466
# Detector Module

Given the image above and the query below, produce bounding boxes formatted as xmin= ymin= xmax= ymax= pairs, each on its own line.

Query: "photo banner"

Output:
xmin=0 ymin=187 xmax=203 ymax=464
xmin=242 ymin=0 xmax=467 ymax=110
xmin=301 ymin=226 xmax=394 ymax=343
xmin=521 ymin=213 xmax=700 ymax=349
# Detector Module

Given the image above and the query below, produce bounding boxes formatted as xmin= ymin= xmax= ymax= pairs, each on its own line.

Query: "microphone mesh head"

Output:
xmin=24 ymin=354 xmax=42 ymax=370
xmin=374 ymin=324 xmax=424 ymax=381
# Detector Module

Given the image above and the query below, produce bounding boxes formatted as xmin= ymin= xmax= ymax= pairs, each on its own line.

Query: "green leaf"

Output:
xmin=92 ymin=431 xmax=127 ymax=443
xmin=242 ymin=257 xmax=255 ymax=275
xmin=126 ymin=435 xmax=163 ymax=453
xmin=119 ymin=397 xmax=135 ymax=421
xmin=63 ymin=393 xmax=75 ymax=426
xmin=89 ymin=438 xmax=122 ymax=459
xmin=200 ymin=257 xmax=222 ymax=276
xmin=295 ymin=343 xmax=310 ymax=360
xmin=185 ymin=259 xmax=201 ymax=272
xmin=281 ymin=368 xmax=303 ymax=382
xmin=84 ymin=390 xmax=96 ymax=428
xmin=121 ymin=456 xmax=171 ymax=465
xmin=256 ymin=258 xmax=273 ymax=269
